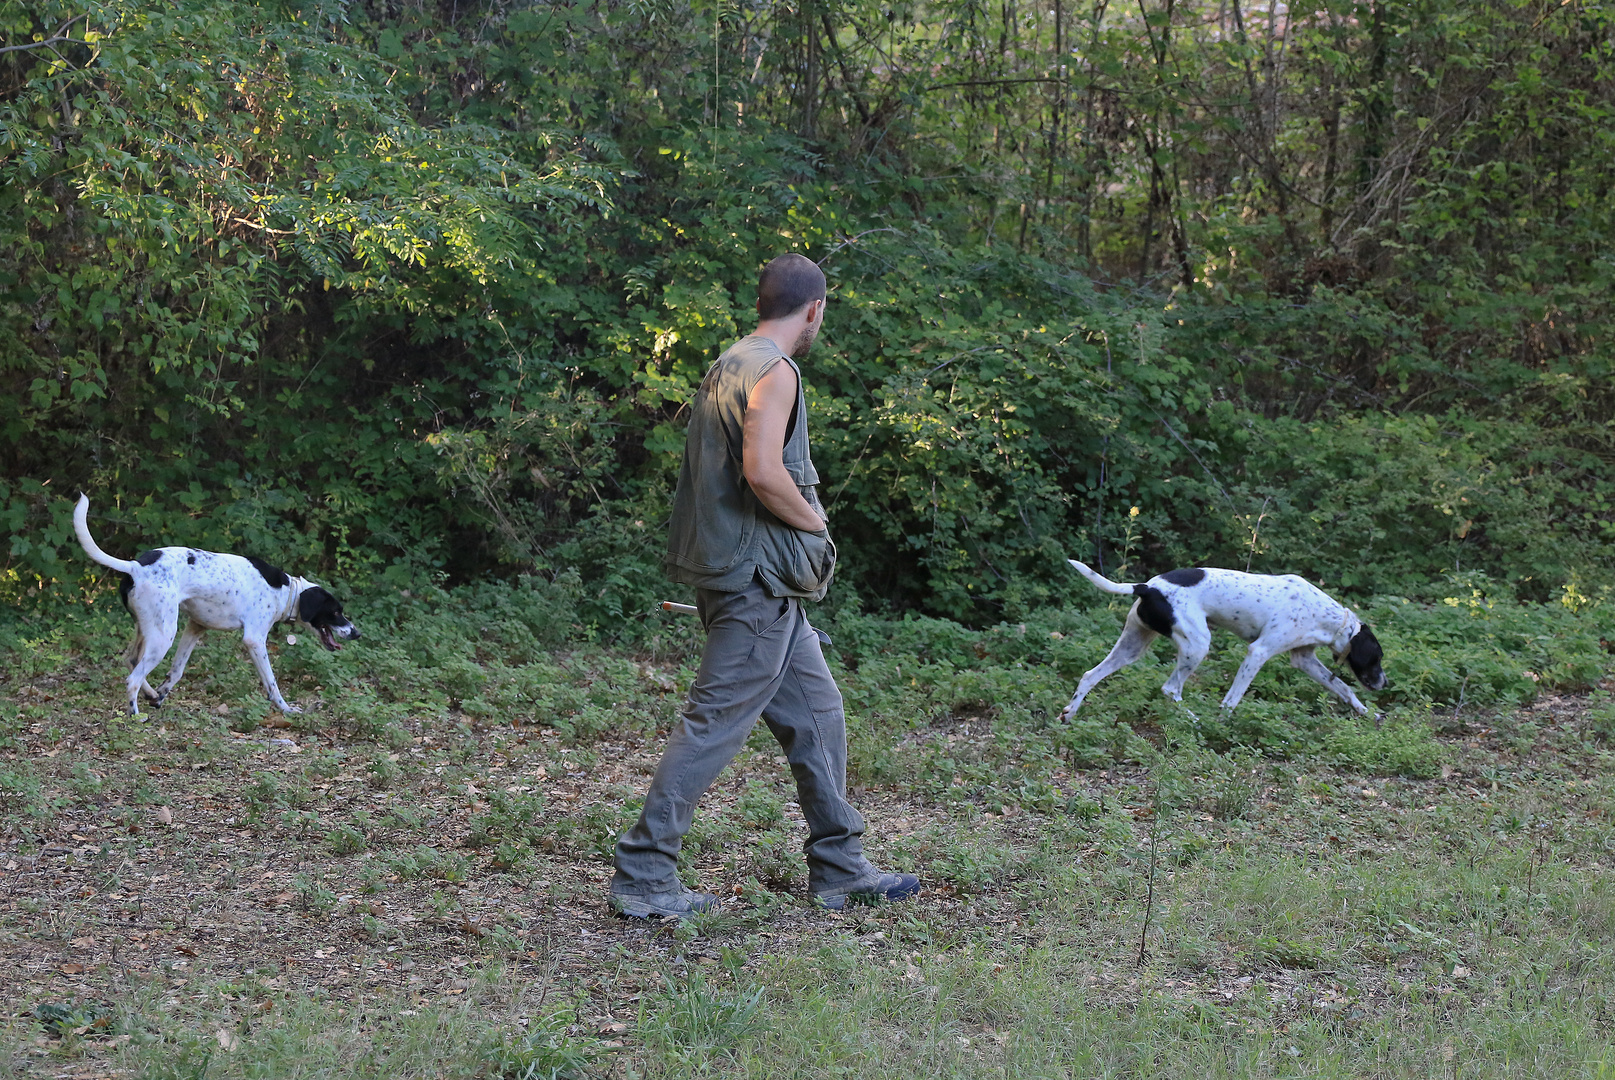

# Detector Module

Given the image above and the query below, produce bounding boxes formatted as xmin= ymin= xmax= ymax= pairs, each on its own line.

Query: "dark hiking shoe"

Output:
xmin=609 ymin=887 xmax=720 ymax=920
xmin=813 ymin=872 xmax=922 ymax=911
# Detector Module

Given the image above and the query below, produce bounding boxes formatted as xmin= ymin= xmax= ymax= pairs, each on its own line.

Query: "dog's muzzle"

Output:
xmin=316 ymin=623 xmax=359 ymax=651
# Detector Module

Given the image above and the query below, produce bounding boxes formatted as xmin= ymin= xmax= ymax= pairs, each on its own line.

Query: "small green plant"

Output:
xmin=278 ymin=809 xmax=325 ymax=836
xmin=491 ymin=837 xmax=531 ymax=871
xmin=381 ymin=805 xmax=428 ymax=831
xmin=325 ymin=822 xmax=368 ymax=856
xmin=1586 ymin=694 xmax=1615 ymax=743
xmin=0 ymin=767 xmax=46 ymax=823
xmin=467 ymin=790 xmax=545 ymax=849
xmin=294 ymin=874 xmax=339 ymax=916
xmin=1251 ymin=935 xmax=1326 ymax=970
xmin=386 ymin=845 xmax=472 ymax=883
xmin=66 ymin=763 xmax=104 ymax=801
xmin=244 ymin=772 xmax=284 ymax=822
xmin=494 ymin=1016 xmax=600 ymax=1080
xmin=367 ymin=752 xmax=403 ymax=789
xmin=358 ymin=863 xmax=388 ymax=894
xmin=735 ymin=779 xmax=785 ymax=827
xmin=33 ymin=1001 xmax=112 ymax=1038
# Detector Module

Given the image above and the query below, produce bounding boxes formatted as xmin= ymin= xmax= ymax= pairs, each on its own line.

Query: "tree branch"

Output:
xmin=0 ymin=14 xmax=88 ymax=56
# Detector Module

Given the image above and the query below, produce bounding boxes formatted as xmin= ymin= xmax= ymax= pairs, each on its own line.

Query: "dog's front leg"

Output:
xmin=1289 ymin=648 xmax=1369 ymax=715
xmin=242 ymin=635 xmax=302 ymax=714
xmin=1219 ymin=643 xmax=1280 ymax=713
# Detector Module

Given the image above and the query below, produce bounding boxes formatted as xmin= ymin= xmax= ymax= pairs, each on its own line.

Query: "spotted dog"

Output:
xmin=1060 ymin=560 xmax=1385 ymax=719
xmin=73 ymin=494 xmax=359 ymax=716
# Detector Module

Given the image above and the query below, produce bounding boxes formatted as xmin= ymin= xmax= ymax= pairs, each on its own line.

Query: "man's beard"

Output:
xmin=790 ymin=321 xmax=819 ymax=358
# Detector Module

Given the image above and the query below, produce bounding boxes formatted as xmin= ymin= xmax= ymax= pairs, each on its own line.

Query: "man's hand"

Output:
xmin=743 ymin=362 xmax=828 ymax=532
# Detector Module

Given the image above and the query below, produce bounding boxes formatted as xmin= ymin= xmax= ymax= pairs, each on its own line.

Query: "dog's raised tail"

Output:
xmin=73 ymin=495 xmax=136 ymax=574
xmin=1066 ymin=559 xmax=1136 ymax=596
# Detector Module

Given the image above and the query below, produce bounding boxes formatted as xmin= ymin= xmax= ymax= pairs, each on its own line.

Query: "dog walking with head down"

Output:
xmin=1061 ymin=560 xmax=1385 ymax=719
xmin=73 ymin=495 xmax=359 ymax=716
xmin=610 ymin=254 xmax=920 ymax=920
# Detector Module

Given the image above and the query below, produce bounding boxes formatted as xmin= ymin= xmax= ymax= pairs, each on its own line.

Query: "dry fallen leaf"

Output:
xmin=155 ymin=806 xmax=173 ymax=825
xmin=260 ymin=716 xmax=295 ymax=730
xmin=215 ymin=1028 xmax=240 ymax=1051
xmin=58 ymin=963 xmax=86 ymax=975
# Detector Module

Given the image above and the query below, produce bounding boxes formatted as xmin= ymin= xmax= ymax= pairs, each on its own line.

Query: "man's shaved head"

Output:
xmin=757 ymin=253 xmax=827 ymax=320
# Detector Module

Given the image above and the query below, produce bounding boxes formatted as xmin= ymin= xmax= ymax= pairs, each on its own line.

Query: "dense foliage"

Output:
xmin=3 ymin=0 xmax=1612 ymax=622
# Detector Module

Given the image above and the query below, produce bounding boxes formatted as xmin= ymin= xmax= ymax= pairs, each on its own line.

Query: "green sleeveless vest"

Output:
xmin=664 ymin=335 xmax=836 ymax=599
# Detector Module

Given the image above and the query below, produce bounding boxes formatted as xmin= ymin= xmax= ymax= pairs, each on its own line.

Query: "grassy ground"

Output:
xmin=1 ymin=577 xmax=1613 ymax=1078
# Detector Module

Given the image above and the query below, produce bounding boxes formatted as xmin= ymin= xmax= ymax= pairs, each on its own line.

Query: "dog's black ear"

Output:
xmin=297 ymin=586 xmax=336 ymax=624
xmin=1346 ymin=625 xmax=1385 ymax=688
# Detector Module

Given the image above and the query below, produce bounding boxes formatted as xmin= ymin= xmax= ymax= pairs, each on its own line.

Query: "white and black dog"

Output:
xmin=1061 ymin=560 xmax=1385 ymax=719
xmin=73 ymin=495 xmax=359 ymax=716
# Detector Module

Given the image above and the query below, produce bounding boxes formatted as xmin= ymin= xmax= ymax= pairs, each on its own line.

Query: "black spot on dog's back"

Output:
xmin=1133 ymin=584 xmax=1176 ymax=636
xmin=1160 ymin=567 xmax=1206 ymax=587
xmin=247 ymin=556 xmax=290 ymax=589
xmin=135 ymin=549 xmax=162 ymax=567
xmin=187 ymin=551 xmax=197 ymax=565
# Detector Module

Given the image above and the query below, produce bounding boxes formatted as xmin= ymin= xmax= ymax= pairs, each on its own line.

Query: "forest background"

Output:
xmin=2 ymin=0 xmax=1613 ymax=624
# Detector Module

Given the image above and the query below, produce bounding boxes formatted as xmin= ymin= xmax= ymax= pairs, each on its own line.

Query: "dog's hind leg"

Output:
xmin=1289 ymin=648 xmax=1369 ymax=716
xmin=153 ymin=621 xmax=207 ymax=707
xmin=126 ymin=611 xmax=178 ymax=717
xmin=242 ymin=634 xmax=301 ymax=715
xmin=122 ymin=628 xmax=164 ymax=702
xmin=1060 ymin=612 xmax=1157 ymax=720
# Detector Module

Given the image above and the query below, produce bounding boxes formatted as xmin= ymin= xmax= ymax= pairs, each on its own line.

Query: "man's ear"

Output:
xmin=809 ymin=298 xmax=824 ymax=323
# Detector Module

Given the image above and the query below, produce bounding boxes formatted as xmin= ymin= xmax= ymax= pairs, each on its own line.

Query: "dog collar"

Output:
xmin=282 ymin=578 xmax=305 ymax=625
xmin=1334 ymin=609 xmax=1358 ymax=652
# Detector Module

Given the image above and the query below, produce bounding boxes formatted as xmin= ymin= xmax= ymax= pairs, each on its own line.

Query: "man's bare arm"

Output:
xmin=743 ymin=363 xmax=827 ymax=532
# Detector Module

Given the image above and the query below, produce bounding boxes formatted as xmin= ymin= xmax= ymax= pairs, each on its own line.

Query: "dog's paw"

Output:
xmin=281 ymin=703 xmax=304 ymax=715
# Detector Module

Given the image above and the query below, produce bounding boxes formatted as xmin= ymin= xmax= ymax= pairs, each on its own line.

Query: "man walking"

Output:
xmin=610 ymin=253 xmax=921 ymax=919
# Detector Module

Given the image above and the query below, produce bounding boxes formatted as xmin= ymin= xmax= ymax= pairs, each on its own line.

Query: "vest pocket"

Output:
xmin=778 ymin=528 xmax=837 ymax=594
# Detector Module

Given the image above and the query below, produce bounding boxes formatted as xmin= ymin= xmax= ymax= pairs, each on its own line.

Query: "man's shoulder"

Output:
xmin=708 ymin=336 xmax=791 ymax=393
xmin=719 ymin=334 xmax=789 ymax=368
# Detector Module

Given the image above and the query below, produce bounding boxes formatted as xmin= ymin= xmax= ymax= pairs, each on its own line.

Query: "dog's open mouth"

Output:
xmin=316 ymin=625 xmax=342 ymax=652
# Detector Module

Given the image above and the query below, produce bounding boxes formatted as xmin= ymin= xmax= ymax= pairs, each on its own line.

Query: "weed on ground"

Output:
xmin=1 ymin=580 xmax=1613 ymax=1077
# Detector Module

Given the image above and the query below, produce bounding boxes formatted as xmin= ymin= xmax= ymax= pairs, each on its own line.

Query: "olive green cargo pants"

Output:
xmin=611 ymin=577 xmax=874 ymax=896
